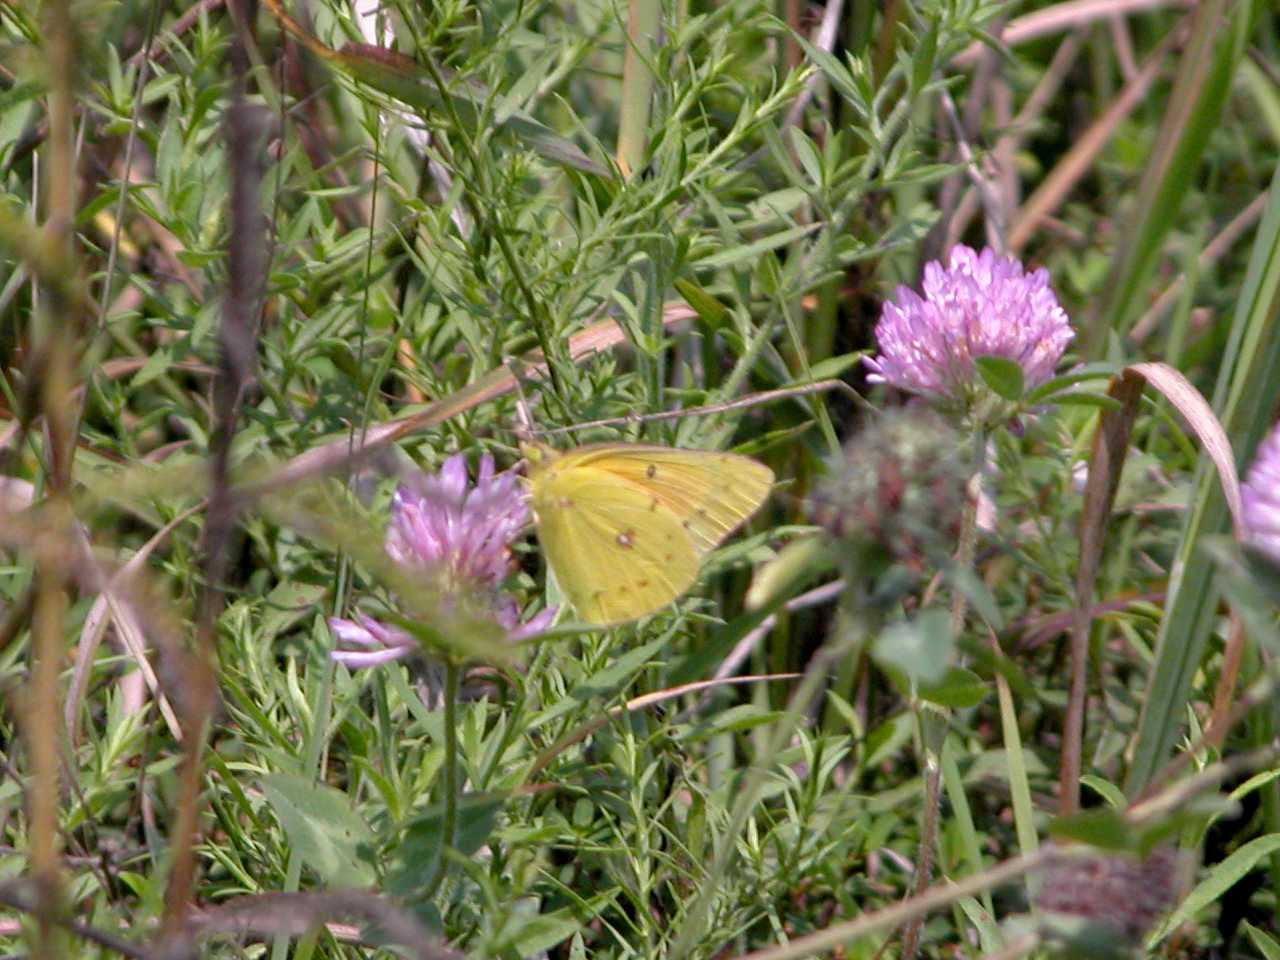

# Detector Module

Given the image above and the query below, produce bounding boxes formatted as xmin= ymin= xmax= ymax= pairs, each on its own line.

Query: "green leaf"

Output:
xmin=1127 ymin=163 xmax=1280 ymax=795
xmin=1095 ymin=0 xmax=1246 ymax=349
xmin=872 ymin=609 xmax=953 ymax=686
xmin=285 ymin=30 xmax=609 ymax=178
xmin=1047 ymin=809 xmax=1134 ymax=852
xmin=863 ymin=711 xmax=914 ymax=770
xmin=807 ymin=352 xmax=868 ymax=380
xmin=1242 ymin=921 xmax=1280 ymax=960
xmin=919 ymin=667 xmax=988 ymax=709
xmin=1024 ymin=362 xmax=1124 ymax=403
xmin=260 ymin=580 xmax=327 ymax=642
xmin=490 ymin=892 xmax=617 ymax=959
xmin=974 ymin=355 xmax=1025 ymax=402
xmin=1156 ymin=834 xmax=1280 ymax=940
xmin=259 ymin=774 xmax=376 ymax=886
xmin=911 ymin=16 xmax=939 ymax=96
xmin=1046 ymin=391 xmax=1124 ymax=412
xmin=388 ymin=792 xmax=504 ymax=895
xmin=789 ymin=127 xmax=823 ymax=187
xmin=674 ymin=277 xmax=730 ymax=330
xmin=528 ymin=636 xmax=669 ymax=731
xmin=744 ymin=534 xmax=838 ymax=613
xmin=698 ymin=223 xmax=822 ymax=270
xmin=1079 ymin=775 xmax=1126 ymax=809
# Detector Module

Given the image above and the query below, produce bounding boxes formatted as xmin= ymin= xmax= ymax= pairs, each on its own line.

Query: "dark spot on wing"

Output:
xmin=646 ymin=464 xmax=657 ymax=478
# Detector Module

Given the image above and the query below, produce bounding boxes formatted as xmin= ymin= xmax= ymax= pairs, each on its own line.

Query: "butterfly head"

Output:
xmin=519 ymin=440 xmax=559 ymax=473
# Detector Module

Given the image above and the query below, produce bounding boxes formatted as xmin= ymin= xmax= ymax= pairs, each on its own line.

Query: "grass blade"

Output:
xmin=1126 ymin=165 xmax=1280 ymax=795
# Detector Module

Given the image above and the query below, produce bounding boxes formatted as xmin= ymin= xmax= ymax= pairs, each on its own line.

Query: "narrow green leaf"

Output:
xmin=1156 ymin=834 xmax=1280 ymax=939
xmin=1091 ymin=0 xmax=1246 ymax=350
xmin=616 ymin=0 xmax=659 ymax=177
xmin=674 ymin=277 xmax=730 ymax=329
xmin=911 ymin=16 xmax=939 ymax=96
xmin=1079 ymin=775 xmax=1126 ymax=809
xmin=698 ymin=222 xmax=822 ymax=270
xmin=1024 ymin=362 xmax=1124 ymax=403
xmin=1242 ymin=921 xmax=1280 ymax=960
xmin=1127 ymin=164 xmax=1280 ymax=794
xmin=491 ymin=892 xmax=617 ymax=959
xmin=389 ymin=792 xmax=504 ymax=895
xmin=1047 ymin=392 xmax=1124 ymax=412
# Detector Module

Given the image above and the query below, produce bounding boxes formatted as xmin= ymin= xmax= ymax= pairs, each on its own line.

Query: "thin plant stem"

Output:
xmin=424 ymin=660 xmax=462 ymax=901
xmin=27 ymin=512 xmax=69 ymax=960
xmin=902 ymin=427 xmax=987 ymax=960
xmin=25 ymin=0 xmax=79 ymax=946
xmin=669 ymin=619 xmax=863 ymax=960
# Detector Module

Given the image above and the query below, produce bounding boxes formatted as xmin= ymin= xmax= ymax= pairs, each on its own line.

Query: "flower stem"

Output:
xmin=901 ymin=428 xmax=986 ymax=960
xmin=425 ymin=660 xmax=461 ymax=901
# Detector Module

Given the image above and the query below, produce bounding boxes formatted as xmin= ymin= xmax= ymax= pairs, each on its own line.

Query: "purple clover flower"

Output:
xmin=329 ymin=453 xmax=555 ymax=668
xmin=866 ymin=245 xmax=1074 ymax=411
xmin=1243 ymin=422 xmax=1280 ymax=565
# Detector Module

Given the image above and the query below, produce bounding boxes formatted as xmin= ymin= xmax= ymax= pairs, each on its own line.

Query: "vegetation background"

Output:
xmin=1 ymin=0 xmax=1280 ymax=957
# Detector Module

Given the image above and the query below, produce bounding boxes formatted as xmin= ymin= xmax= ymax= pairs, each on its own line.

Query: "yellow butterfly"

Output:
xmin=522 ymin=442 xmax=774 ymax=626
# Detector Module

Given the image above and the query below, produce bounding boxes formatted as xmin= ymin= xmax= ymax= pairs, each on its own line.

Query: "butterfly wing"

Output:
xmin=528 ymin=458 xmax=702 ymax=625
xmin=560 ymin=446 xmax=774 ymax=555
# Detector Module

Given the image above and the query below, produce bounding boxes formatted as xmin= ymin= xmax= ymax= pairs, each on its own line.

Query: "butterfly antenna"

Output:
xmin=536 ymin=379 xmax=858 ymax=436
xmin=505 ymin=357 xmax=543 ymax=454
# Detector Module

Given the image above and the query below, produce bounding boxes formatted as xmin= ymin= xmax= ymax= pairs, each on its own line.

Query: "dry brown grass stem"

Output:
xmin=20 ymin=0 xmax=82 ymax=948
xmin=782 ymin=0 xmax=844 ymax=130
xmin=951 ymin=0 xmax=1195 ymax=68
xmin=244 ymin=304 xmax=697 ymax=497
xmin=947 ymin=30 xmax=1084 ymax=251
xmin=161 ymin=93 xmax=270 ymax=935
xmin=1128 ymin=193 xmax=1269 ymax=343
xmin=1009 ymin=18 xmax=1189 ymax=251
xmin=1205 ymin=613 xmax=1247 ymax=749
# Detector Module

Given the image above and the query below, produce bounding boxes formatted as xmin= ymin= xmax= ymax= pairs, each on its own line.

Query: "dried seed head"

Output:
xmin=1035 ymin=845 xmax=1183 ymax=954
xmin=811 ymin=409 xmax=970 ymax=569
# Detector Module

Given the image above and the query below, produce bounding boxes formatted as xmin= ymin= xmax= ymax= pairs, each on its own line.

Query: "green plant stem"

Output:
xmin=901 ymin=428 xmax=986 ymax=960
xmin=424 ymin=660 xmax=461 ymax=901
xmin=901 ymin=706 xmax=946 ymax=960
xmin=617 ymin=0 xmax=658 ymax=177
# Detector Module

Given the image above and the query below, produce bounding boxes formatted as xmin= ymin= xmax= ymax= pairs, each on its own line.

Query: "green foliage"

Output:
xmin=1 ymin=0 xmax=1279 ymax=957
